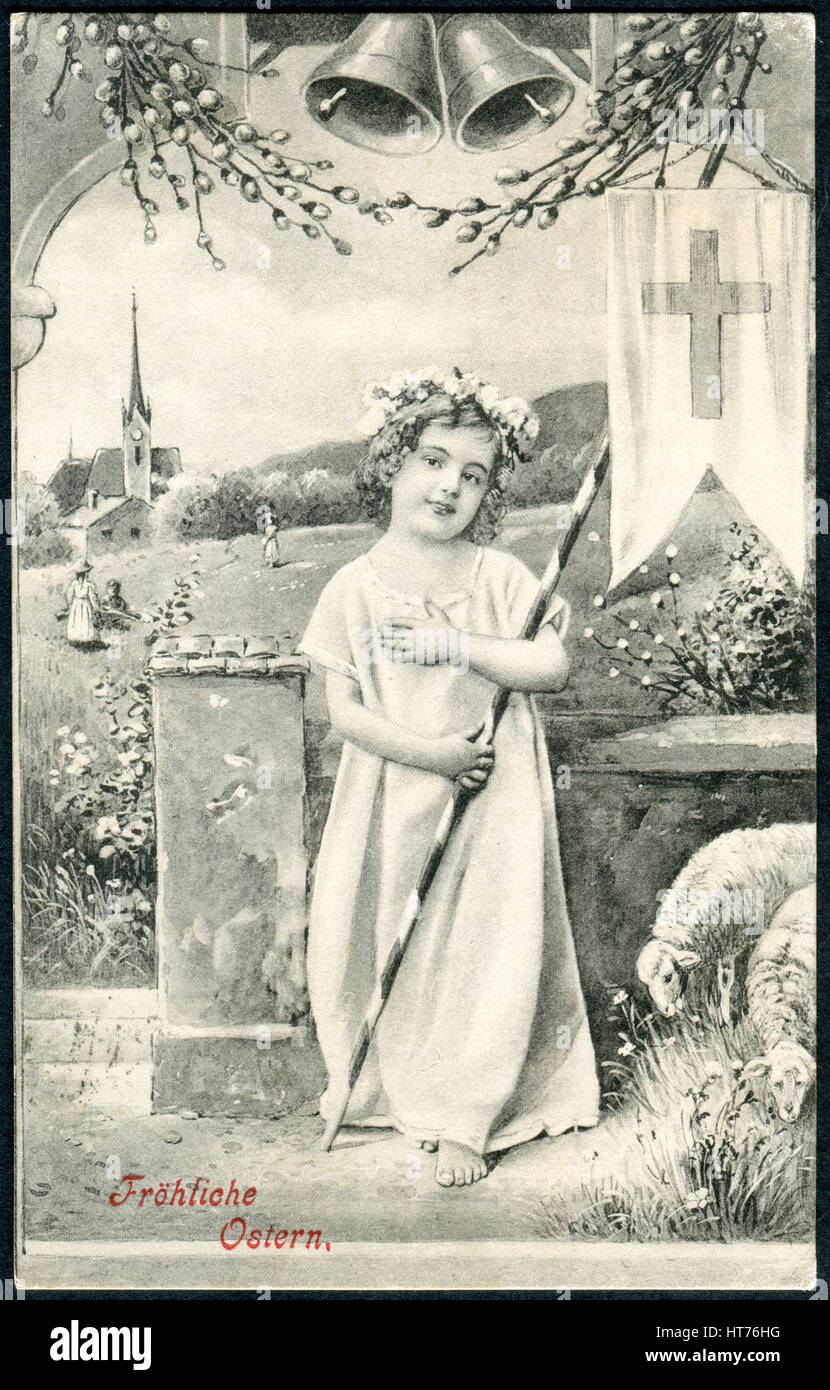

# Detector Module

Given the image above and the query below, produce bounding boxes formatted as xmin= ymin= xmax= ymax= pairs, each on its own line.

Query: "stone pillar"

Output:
xmin=148 ymin=633 xmax=325 ymax=1116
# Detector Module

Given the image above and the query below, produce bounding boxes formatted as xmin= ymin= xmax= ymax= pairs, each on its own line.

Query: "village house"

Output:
xmin=48 ymin=296 xmax=182 ymax=552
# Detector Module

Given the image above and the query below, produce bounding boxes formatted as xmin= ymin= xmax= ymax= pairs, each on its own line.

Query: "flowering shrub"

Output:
xmin=583 ymin=525 xmax=815 ymax=713
xmin=142 ymin=555 xmax=201 ymax=644
xmin=24 ymin=674 xmax=156 ymax=983
xmin=50 ymin=675 xmax=155 ymax=880
xmin=156 ymin=465 xmax=362 ymax=540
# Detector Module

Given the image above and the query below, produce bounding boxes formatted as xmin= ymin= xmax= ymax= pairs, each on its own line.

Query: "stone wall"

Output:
xmin=149 ymin=639 xmax=815 ymax=1116
xmin=148 ymin=634 xmax=325 ymax=1117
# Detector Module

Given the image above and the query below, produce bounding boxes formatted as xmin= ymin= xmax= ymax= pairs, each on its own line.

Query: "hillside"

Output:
xmin=254 ymin=381 xmax=610 ymax=481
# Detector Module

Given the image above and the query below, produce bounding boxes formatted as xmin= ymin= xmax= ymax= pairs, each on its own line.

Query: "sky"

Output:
xmin=16 ymin=18 xmax=813 ymax=485
xmin=18 ymin=41 xmax=609 ymax=483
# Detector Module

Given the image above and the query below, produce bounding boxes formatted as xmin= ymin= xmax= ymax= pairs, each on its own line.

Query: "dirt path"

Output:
xmin=24 ymin=1089 xmax=631 ymax=1245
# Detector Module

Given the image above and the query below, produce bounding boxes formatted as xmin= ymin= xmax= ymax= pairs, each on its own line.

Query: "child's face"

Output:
xmin=389 ymin=423 xmax=496 ymax=541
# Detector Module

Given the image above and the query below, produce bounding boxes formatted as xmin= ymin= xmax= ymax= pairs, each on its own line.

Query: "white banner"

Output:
xmin=606 ymin=189 xmax=810 ymax=588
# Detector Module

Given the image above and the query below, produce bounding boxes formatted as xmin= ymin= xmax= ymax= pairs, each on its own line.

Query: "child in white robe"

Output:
xmin=298 ymin=371 xmax=599 ymax=1187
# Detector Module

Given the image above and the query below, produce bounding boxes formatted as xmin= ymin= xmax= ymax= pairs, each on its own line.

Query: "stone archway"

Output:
xmin=11 ymin=14 xmax=251 ymax=374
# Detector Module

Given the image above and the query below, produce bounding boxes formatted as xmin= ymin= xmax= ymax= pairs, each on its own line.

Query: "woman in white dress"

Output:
xmin=65 ymin=559 xmax=100 ymax=647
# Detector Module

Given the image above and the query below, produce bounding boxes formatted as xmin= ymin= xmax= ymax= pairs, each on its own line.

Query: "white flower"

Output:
xmin=641 ymin=650 xmax=652 ymax=663
xmin=94 ymin=815 xmax=121 ymax=841
xmin=665 ymin=543 xmax=678 ymax=559
xmin=452 ymin=372 xmax=480 ymax=400
xmin=617 ymin=637 xmax=629 ymax=649
xmin=59 ymin=742 xmax=75 ymax=756
xmin=618 ymin=1040 xmax=635 ymax=1057
xmin=358 ymin=403 xmax=390 ymax=438
xmin=612 ymin=989 xmax=628 ymax=1005
xmin=668 ymin=572 xmax=680 ymax=586
xmin=608 ymin=666 xmax=620 ymax=678
xmin=583 ymin=627 xmax=594 ymax=639
xmin=385 ymin=371 xmax=409 ymax=399
xmin=704 ymin=601 xmax=715 ymax=613
xmin=654 ymin=634 xmax=664 ymax=645
xmin=639 ymin=564 xmax=649 ymax=574
xmin=497 ymin=394 xmax=530 ymax=420
xmin=650 ymin=591 xmax=664 ymax=607
xmin=628 ymin=619 xmax=639 ymax=630
xmin=676 ymin=626 xmax=687 ymax=638
xmin=641 ymin=675 xmax=651 ymax=686
xmin=478 ymin=382 xmax=500 ymax=410
xmin=56 ymin=725 xmax=70 ymax=737
xmin=587 ymin=530 xmax=600 ymax=544
xmin=593 ymin=594 xmax=605 ymax=608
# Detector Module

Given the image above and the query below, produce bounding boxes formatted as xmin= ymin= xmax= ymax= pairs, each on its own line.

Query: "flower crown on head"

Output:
xmin=357 ymin=367 xmax=540 ymax=475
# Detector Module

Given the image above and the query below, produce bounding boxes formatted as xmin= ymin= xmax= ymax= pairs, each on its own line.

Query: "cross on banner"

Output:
xmin=642 ymin=228 xmax=771 ymax=419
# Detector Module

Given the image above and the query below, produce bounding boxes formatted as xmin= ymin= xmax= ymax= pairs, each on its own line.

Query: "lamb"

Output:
xmin=636 ymin=822 xmax=816 ymax=1021
xmin=742 ymin=884 xmax=816 ymax=1122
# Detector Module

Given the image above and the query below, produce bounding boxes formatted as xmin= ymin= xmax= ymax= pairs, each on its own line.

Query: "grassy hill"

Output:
xmin=254 ymin=382 xmax=610 ymax=490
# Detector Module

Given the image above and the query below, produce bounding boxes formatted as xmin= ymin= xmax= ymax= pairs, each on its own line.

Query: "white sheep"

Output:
xmin=636 ymin=822 xmax=816 ymax=1021
xmin=742 ymin=884 xmax=816 ymax=1122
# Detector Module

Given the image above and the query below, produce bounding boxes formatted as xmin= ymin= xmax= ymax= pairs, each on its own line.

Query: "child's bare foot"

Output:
xmin=435 ymin=1140 xmax=487 ymax=1187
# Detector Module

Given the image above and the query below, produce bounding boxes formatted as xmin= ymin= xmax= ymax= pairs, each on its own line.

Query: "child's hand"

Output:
xmin=379 ymin=599 xmax=466 ymax=667
xmin=428 ymin=715 xmax=495 ymax=789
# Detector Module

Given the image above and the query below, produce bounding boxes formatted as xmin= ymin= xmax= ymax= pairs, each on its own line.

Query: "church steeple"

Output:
xmin=126 ymin=290 xmax=150 ymax=422
xmin=121 ymin=293 xmax=152 ymax=503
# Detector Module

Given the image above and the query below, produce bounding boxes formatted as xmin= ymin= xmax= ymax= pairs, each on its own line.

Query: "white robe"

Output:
xmin=66 ymin=578 xmax=98 ymax=646
xmin=298 ymin=546 xmax=600 ymax=1154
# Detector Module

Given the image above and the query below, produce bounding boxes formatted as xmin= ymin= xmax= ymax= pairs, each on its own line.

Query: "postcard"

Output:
xmin=10 ymin=7 xmax=817 ymax=1294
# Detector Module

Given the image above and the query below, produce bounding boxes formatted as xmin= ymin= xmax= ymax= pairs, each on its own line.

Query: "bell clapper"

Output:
xmin=319 ymin=87 xmax=347 ymax=122
xmin=524 ymin=91 xmax=554 ymax=123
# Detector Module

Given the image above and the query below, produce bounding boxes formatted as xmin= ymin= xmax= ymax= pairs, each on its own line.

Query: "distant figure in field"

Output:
xmin=261 ymin=511 xmax=282 ymax=569
xmin=65 ymin=559 xmax=100 ymax=648
xmin=103 ymin=579 xmax=139 ymax=631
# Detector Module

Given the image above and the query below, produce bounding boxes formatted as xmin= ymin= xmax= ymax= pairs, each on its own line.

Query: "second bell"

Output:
xmin=438 ymin=14 xmax=575 ymax=152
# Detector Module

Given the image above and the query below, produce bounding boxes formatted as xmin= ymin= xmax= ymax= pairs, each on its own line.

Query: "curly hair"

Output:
xmin=354 ymin=393 xmax=516 ymax=543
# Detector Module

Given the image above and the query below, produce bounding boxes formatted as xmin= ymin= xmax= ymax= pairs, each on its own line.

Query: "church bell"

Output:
xmin=302 ymin=13 xmax=443 ymax=156
xmin=437 ymin=14 xmax=575 ymax=153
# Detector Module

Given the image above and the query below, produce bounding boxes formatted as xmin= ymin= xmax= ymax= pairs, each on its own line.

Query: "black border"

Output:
xmin=2 ymin=1 xmax=826 ymax=1332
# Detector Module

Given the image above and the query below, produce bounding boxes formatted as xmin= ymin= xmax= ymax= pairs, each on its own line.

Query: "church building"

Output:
xmin=48 ymin=296 xmax=182 ymax=552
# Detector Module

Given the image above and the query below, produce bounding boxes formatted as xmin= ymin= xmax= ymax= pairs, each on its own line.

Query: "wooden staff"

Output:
xmin=55 ymin=607 xmax=141 ymax=622
xmin=320 ymin=424 xmax=611 ymax=1151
